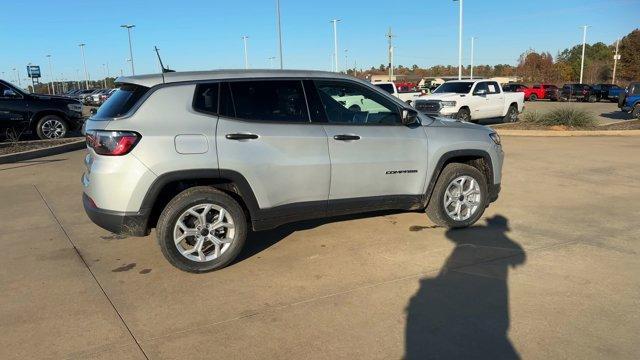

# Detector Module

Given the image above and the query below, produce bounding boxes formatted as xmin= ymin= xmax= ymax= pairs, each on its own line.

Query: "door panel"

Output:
xmin=215 ymin=80 xmax=330 ymax=210
xmin=313 ymin=80 xmax=428 ymax=202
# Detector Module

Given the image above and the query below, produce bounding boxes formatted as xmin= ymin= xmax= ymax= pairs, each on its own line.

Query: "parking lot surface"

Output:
xmin=522 ymin=100 xmax=627 ymax=124
xmin=1 ymin=136 xmax=639 ymax=359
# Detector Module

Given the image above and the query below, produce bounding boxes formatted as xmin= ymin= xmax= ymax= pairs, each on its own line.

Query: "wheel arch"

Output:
xmin=141 ymin=169 xmax=260 ymax=232
xmin=424 ymin=149 xmax=494 ymax=207
xmin=31 ymin=109 xmax=69 ymax=130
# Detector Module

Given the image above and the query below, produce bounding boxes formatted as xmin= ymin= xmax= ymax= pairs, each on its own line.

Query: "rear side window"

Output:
xmin=487 ymin=81 xmax=501 ymax=94
xmin=228 ymin=80 xmax=308 ymax=123
xmin=375 ymin=83 xmax=395 ymax=94
xmin=193 ymin=83 xmax=219 ymax=114
xmin=95 ymin=84 xmax=149 ymax=118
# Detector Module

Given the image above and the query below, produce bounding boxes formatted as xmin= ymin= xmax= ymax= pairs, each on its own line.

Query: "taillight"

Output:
xmin=86 ymin=130 xmax=140 ymax=156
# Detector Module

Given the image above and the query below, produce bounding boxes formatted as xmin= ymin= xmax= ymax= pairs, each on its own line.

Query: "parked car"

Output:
xmin=560 ymin=84 xmax=598 ymax=102
xmin=82 ymin=70 xmax=504 ymax=272
xmin=0 ymin=79 xmax=84 ymax=139
xmin=413 ymin=80 xmax=524 ymax=123
xmin=90 ymin=89 xmax=113 ymax=105
xmin=503 ymin=83 xmax=537 ymax=101
xmin=594 ymin=84 xmax=624 ymax=102
xmin=618 ymin=82 xmax=640 ymax=118
xmin=541 ymin=84 xmax=560 ymax=101
xmin=74 ymin=89 xmax=96 ymax=103
xmin=373 ymin=81 xmax=424 ymax=105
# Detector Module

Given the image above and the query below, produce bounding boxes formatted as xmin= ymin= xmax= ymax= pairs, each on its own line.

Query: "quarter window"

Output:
xmin=193 ymin=83 xmax=219 ymax=114
xmin=487 ymin=81 xmax=501 ymax=94
xmin=314 ymin=80 xmax=400 ymax=125
xmin=228 ymin=80 xmax=308 ymax=123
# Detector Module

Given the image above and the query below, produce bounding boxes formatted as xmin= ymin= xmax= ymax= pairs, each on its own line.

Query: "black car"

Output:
xmin=0 ymin=79 xmax=84 ymax=139
xmin=560 ymin=84 xmax=598 ymax=102
xmin=594 ymin=84 xmax=624 ymax=102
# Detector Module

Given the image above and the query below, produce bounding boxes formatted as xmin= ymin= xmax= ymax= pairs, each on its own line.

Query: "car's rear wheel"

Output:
xmin=529 ymin=94 xmax=537 ymax=101
xmin=588 ymin=95 xmax=597 ymax=103
xmin=426 ymin=163 xmax=488 ymax=228
xmin=36 ymin=115 xmax=67 ymax=140
xmin=503 ymin=105 xmax=518 ymax=123
xmin=157 ymin=186 xmax=247 ymax=273
xmin=456 ymin=107 xmax=471 ymax=122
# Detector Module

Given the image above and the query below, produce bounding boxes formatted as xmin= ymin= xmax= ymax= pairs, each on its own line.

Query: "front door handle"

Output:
xmin=333 ymin=134 xmax=360 ymax=141
xmin=225 ymin=133 xmax=258 ymax=140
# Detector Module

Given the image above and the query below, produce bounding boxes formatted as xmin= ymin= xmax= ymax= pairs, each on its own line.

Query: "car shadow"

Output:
xmin=404 ymin=215 xmax=526 ymax=360
xmin=600 ymin=111 xmax=631 ymax=121
xmin=233 ymin=209 xmax=407 ymax=264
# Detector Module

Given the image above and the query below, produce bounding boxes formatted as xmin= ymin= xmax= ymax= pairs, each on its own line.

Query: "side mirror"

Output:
xmin=474 ymin=89 xmax=487 ymax=96
xmin=401 ymin=109 xmax=419 ymax=126
xmin=3 ymin=89 xmax=18 ymax=98
xmin=90 ymin=108 xmax=97 ymax=115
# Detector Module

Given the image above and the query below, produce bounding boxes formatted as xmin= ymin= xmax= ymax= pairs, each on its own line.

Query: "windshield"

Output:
xmin=94 ymin=84 xmax=149 ymax=118
xmin=374 ymin=83 xmax=395 ymax=94
xmin=433 ymin=82 xmax=474 ymax=94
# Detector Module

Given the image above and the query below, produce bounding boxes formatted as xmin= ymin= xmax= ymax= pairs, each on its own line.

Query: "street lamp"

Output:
xmin=579 ymin=25 xmax=591 ymax=84
xmin=453 ymin=0 xmax=463 ymax=80
xmin=330 ymin=19 xmax=341 ymax=72
xmin=120 ymin=24 xmax=136 ymax=75
xmin=46 ymin=54 xmax=54 ymax=94
xmin=275 ymin=0 xmax=283 ymax=69
xmin=79 ymin=43 xmax=89 ymax=89
xmin=241 ymin=35 xmax=249 ymax=69
xmin=470 ymin=37 xmax=476 ymax=79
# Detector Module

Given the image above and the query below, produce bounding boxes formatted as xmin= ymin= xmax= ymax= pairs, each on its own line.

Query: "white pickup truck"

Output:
xmin=373 ymin=81 xmax=424 ymax=105
xmin=412 ymin=80 xmax=524 ymax=123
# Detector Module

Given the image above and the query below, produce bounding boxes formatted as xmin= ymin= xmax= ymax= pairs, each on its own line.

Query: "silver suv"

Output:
xmin=83 ymin=70 xmax=503 ymax=272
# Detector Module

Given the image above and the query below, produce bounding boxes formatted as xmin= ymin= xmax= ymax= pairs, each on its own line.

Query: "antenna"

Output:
xmin=154 ymin=46 xmax=174 ymax=84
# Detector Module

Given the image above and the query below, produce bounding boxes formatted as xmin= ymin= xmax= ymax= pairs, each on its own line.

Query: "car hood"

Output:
xmin=31 ymin=94 xmax=80 ymax=103
xmin=415 ymin=92 xmax=467 ymax=101
xmin=425 ymin=116 xmax=491 ymax=132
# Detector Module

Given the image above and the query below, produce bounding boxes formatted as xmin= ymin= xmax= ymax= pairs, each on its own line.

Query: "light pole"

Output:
xmin=46 ymin=54 xmax=54 ymax=94
xmin=79 ymin=43 xmax=89 ymax=89
xmin=330 ymin=19 xmax=341 ymax=72
xmin=612 ymin=37 xmax=620 ymax=85
xmin=470 ymin=37 xmax=476 ymax=79
xmin=268 ymin=56 xmax=276 ymax=69
xmin=344 ymin=49 xmax=348 ymax=74
xmin=121 ymin=24 xmax=136 ymax=75
xmin=102 ymin=64 xmax=107 ymax=88
xmin=579 ymin=25 xmax=590 ymax=84
xmin=13 ymin=68 xmax=21 ymax=87
xmin=454 ymin=0 xmax=463 ymax=80
xmin=386 ymin=27 xmax=394 ymax=81
xmin=275 ymin=0 xmax=283 ymax=69
xmin=241 ymin=35 xmax=249 ymax=69
xmin=75 ymin=69 xmax=80 ymax=89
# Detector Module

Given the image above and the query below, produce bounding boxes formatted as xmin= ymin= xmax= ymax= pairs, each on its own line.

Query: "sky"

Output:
xmin=1 ymin=0 xmax=639 ymax=84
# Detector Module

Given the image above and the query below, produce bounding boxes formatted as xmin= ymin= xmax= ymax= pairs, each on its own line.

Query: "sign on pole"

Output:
xmin=26 ymin=65 xmax=41 ymax=78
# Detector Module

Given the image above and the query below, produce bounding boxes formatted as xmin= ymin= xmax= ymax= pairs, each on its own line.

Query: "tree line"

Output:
xmin=352 ymin=28 xmax=640 ymax=85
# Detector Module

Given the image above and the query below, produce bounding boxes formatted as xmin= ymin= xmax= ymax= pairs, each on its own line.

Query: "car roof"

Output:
xmin=115 ymin=69 xmax=359 ymax=88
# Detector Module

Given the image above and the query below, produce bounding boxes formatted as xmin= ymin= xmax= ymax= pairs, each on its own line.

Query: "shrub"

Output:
xmin=521 ymin=108 xmax=597 ymax=128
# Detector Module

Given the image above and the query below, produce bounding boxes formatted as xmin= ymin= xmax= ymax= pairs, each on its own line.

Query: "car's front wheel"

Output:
xmin=456 ymin=107 xmax=471 ymax=122
xmin=156 ymin=186 xmax=247 ymax=273
xmin=36 ymin=115 xmax=67 ymax=139
xmin=426 ymin=163 xmax=488 ymax=228
xmin=632 ymin=104 xmax=640 ymax=119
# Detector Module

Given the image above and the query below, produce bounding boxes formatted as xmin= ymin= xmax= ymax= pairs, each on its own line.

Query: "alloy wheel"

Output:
xmin=41 ymin=119 xmax=65 ymax=139
xmin=443 ymin=175 xmax=482 ymax=221
xmin=173 ymin=204 xmax=235 ymax=262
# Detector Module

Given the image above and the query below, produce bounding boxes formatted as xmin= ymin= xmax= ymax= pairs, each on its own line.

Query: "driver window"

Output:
xmin=473 ymin=82 xmax=489 ymax=94
xmin=314 ymin=80 xmax=401 ymax=125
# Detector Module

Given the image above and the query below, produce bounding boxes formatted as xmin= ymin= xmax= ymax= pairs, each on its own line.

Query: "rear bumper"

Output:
xmin=83 ymin=193 xmax=149 ymax=236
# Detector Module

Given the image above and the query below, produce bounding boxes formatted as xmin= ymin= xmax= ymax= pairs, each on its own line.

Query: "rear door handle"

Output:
xmin=333 ymin=134 xmax=360 ymax=141
xmin=225 ymin=133 xmax=258 ymax=140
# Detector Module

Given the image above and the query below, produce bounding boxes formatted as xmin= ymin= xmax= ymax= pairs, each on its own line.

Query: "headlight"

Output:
xmin=489 ymin=132 xmax=501 ymax=146
xmin=67 ymin=103 xmax=83 ymax=112
xmin=440 ymin=100 xmax=456 ymax=107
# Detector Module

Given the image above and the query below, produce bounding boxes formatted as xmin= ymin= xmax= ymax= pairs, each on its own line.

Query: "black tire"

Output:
xmin=632 ymin=104 xmax=640 ymax=119
xmin=35 ymin=115 xmax=67 ymax=140
xmin=456 ymin=107 xmax=471 ymax=122
xmin=426 ymin=163 xmax=488 ymax=228
xmin=529 ymin=93 xmax=537 ymax=102
xmin=618 ymin=93 xmax=626 ymax=108
xmin=156 ymin=186 xmax=247 ymax=273
xmin=588 ymin=95 xmax=597 ymax=103
xmin=503 ymin=105 xmax=518 ymax=123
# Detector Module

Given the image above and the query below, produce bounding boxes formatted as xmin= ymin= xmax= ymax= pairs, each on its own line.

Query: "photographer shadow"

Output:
xmin=405 ymin=215 xmax=526 ymax=360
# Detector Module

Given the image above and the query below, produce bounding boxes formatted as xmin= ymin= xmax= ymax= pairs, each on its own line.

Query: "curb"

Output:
xmin=0 ymin=139 xmax=85 ymax=164
xmin=495 ymin=129 xmax=640 ymax=137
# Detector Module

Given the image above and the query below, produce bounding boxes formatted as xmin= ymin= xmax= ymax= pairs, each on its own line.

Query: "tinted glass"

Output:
xmin=95 ymin=84 xmax=149 ymax=118
xmin=433 ymin=82 xmax=474 ymax=94
xmin=473 ymin=82 xmax=489 ymax=94
xmin=229 ymin=80 xmax=308 ymax=122
xmin=375 ymin=83 xmax=395 ymax=94
xmin=314 ymin=80 xmax=400 ymax=125
xmin=219 ymin=82 xmax=235 ymax=117
xmin=193 ymin=83 xmax=219 ymax=114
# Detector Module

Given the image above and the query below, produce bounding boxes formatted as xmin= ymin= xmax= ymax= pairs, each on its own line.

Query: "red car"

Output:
xmin=503 ymin=83 xmax=556 ymax=101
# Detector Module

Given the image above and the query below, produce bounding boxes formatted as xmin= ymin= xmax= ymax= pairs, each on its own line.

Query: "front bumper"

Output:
xmin=83 ymin=193 xmax=149 ymax=236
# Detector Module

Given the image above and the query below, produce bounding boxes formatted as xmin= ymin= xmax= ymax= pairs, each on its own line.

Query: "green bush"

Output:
xmin=521 ymin=108 xmax=597 ymax=128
